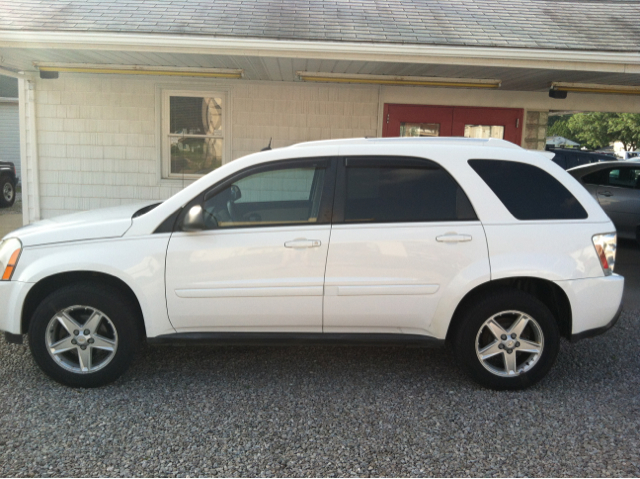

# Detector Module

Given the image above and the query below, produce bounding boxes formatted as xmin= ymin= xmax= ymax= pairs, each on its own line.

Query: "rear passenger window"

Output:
xmin=469 ymin=159 xmax=588 ymax=220
xmin=344 ymin=158 xmax=477 ymax=223
xmin=583 ymin=169 xmax=610 ymax=186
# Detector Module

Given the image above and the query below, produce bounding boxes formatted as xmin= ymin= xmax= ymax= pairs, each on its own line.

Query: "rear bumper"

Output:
xmin=0 ymin=280 xmax=32 ymax=335
xmin=570 ymin=299 xmax=622 ymax=342
xmin=554 ymin=273 xmax=624 ymax=341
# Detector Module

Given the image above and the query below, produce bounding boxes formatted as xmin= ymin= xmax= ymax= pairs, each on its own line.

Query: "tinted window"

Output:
xmin=583 ymin=167 xmax=640 ymax=188
xmin=202 ymin=165 xmax=326 ymax=228
xmin=469 ymin=159 xmax=587 ymax=220
xmin=582 ymin=169 xmax=610 ymax=186
xmin=607 ymin=167 xmax=640 ymax=189
xmin=344 ymin=160 xmax=476 ymax=223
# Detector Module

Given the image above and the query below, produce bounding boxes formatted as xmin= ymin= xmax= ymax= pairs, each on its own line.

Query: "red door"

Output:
xmin=383 ymin=104 xmax=524 ymax=146
xmin=383 ymin=104 xmax=454 ymax=138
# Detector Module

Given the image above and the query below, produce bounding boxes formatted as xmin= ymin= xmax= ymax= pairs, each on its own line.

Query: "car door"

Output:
xmin=165 ymin=158 xmax=336 ymax=332
xmin=595 ymin=166 xmax=640 ymax=238
xmin=322 ymin=156 xmax=490 ymax=336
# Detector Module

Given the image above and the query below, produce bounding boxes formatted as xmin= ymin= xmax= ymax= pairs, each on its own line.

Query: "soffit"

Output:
xmin=3 ymin=48 xmax=640 ymax=92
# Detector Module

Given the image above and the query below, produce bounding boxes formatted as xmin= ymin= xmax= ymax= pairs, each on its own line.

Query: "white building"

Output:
xmin=0 ymin=0 xmax=639 ymax=224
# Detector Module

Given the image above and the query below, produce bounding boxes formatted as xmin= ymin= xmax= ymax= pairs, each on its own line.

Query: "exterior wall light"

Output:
xmin=297 ymin=71 xmax=501 ymax=89
xmin=36 ymin=63 xmax=244 ymax=79
xmin=550 ymin=82 xmax=640 ymax=96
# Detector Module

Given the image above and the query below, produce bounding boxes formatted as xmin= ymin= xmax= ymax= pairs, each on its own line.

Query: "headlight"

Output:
xmin=0 ymin=238 xmax=22 ymax=281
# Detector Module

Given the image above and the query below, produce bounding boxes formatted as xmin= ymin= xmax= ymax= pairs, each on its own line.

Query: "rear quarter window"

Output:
xmin=469 ymin=159 xmax=588 ymax=220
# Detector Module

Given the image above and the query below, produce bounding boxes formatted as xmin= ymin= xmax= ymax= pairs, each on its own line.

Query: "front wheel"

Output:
xmin=453 ymin=289 xmax=560 ymax=390
xmin=28 ymin=284 xmax=141 ymax=387
xmin=0 ymin=176 xmax=15 ymax=208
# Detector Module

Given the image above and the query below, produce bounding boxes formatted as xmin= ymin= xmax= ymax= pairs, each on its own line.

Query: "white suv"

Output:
xmin=0 ymin=138 xmax=623 ymax=390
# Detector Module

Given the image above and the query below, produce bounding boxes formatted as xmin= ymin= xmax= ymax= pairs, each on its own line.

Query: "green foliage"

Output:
xmin=607 ymin=113 xmax=640 ymax=151
xmin=547 ymin=112 xmax=640 ymax=151
xmin=568 ymin=113 xmax=612 ymax=150
xmin=547 ymin=115 xmax=575 ymax=141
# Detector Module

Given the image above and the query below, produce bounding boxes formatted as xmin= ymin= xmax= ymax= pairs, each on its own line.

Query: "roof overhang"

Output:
xmin=1 ymin=30 xmax=640 ymax=75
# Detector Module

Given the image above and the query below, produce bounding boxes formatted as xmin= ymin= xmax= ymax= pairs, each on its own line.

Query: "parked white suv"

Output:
xmin=0 ymin=138 xmax=623 ymax=390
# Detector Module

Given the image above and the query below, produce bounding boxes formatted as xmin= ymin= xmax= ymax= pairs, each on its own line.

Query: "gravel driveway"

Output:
xmin=1 ymin=309 xmax=639 ymax=477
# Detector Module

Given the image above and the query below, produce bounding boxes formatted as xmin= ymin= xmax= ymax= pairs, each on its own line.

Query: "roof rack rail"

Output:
xmin=290 ymin=137 xmax=522 ymax=149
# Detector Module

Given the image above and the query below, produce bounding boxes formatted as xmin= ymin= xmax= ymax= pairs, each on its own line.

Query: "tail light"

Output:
xmin=592 ymin=233 xmax=616 ymax=276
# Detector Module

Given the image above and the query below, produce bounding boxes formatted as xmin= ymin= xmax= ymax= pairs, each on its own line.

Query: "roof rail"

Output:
xmin=290 ymin=137 xmax=522 ymax=149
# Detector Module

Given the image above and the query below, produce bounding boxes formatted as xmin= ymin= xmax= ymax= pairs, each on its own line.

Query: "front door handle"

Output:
xmin=436 ymin=233 xmax=472 ymax=243
xmin=284 ymin=239 xmax=322 ymax=248
xmin=599 ymin=191 xmax=613 ymax=197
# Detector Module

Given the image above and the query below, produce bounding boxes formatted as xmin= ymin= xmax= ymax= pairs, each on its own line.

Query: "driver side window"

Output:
xmin=202 ymin=164 xmax=326 ymax=228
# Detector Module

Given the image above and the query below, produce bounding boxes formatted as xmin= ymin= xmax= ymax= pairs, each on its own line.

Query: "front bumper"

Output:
xmin=0 ymin=280 xmax=33 ymax=336
xmin=554 ymin=273 xmax=624 ymax=342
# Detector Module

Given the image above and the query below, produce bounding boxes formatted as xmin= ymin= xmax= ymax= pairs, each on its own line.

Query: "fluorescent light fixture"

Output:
xmin=297 ymin=71 xmax=501 ymax=89
xmin=551 ymin=82 xmax=640 ymax=95
xmin=35 ymin=63 xmax=244 ymax=79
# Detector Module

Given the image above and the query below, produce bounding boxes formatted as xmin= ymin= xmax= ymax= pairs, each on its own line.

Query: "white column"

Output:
xmin=18 ymin=78 xmax=40 ymax=224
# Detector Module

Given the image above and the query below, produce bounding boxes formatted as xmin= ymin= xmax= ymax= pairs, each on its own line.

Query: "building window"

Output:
xmin=162 ymin=90 xmax=228 ymax=179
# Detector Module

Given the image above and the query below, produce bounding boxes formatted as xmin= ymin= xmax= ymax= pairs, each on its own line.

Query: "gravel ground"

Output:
xmin=1 ymin=310 xmax=639 ymax=477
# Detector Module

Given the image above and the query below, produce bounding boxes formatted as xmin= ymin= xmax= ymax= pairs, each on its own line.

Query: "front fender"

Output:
xmin=13 ymin=234 xmax=175 ymax=337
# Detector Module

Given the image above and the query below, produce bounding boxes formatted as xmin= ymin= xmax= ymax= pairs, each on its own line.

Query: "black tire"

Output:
xmin=28 ymin=283 xmax=141 ymax=388
xmin=0 ymin=175 xmax=16 ymax=208
xmin=452 ymin=289 xmax=560 ymax=390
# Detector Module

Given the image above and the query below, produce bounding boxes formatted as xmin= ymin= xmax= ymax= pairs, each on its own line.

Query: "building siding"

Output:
xmin=34 ymin=74 xmax=379 ymax=219
xmin=29 ymin=72 xmax=640 ymax=222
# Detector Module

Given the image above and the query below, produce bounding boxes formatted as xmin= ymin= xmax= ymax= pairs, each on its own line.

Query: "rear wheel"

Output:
xmin=0 ymin=175 xmax=15 ymax=208
xmin=453 ymin=289 xmax=560 ymax=390
xmin=28 ymin=284 xmax=141 ymax=387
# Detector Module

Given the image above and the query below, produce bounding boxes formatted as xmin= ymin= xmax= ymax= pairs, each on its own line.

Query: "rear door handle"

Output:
xmin=436 ymin=233 xmax=472 ymax=243
xmin=599 ymin=191 xmax=613 ymax=197
xmin=284 ymin=239 xmax=321 ymax=248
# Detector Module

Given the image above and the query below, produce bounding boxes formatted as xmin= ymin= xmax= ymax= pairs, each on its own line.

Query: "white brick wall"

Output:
xmin=36 ymin=74 xmax=164 ymax=219
xmin=231 ymin=83 xmax=378 ymax=159
xmin=33 ymin=74 xmax=379 ymax=219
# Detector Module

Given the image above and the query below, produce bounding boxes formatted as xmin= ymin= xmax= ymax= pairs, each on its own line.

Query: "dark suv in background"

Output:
xmin=0 ymin=161 xmax=17 ymax=208
xmin=547 ymin=148 xmax=616 ymax=170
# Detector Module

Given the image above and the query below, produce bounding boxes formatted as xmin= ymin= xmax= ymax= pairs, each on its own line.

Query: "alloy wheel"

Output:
xmin=475 ymin=310 xmax=544 ymax=377
xmin=45 ymin=305 xmax=118 ymax=374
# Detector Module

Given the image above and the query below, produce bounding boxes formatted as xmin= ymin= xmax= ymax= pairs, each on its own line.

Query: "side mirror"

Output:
xmin=182 ymin=205 xmax=206 ymax=232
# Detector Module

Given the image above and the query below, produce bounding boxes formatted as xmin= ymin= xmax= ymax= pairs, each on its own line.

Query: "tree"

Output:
xmin=566 ymin=112 xmax=613 ymax=150
xmin=547 ymin=114 xmax=576 ymax=141
xmin=606 ymin=113 xmax=640 ymax=151
xmin=547 ymin=112 xmax=640 ymax=151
